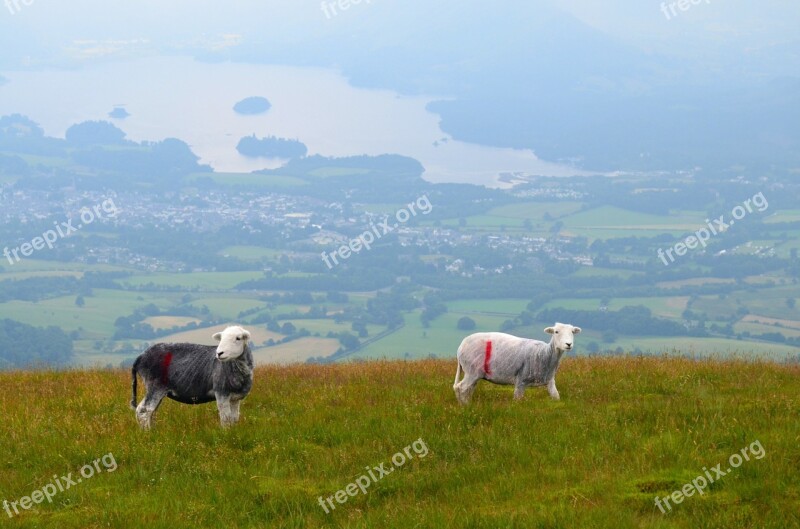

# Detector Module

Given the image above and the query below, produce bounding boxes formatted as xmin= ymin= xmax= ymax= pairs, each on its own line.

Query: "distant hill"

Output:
xmin=219 ymin=2 xmax=800 ymax=172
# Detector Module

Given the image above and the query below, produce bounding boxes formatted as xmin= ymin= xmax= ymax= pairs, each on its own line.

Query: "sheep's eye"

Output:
xmin=236 ymin=337 xmax=241 ymax=341
xmin=555 ymin=331 xmax=559 ymax=334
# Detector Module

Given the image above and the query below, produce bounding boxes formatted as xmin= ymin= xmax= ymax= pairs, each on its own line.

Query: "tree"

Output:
xmin=236 ymin=134 xmax=307 ymax=159
xmin=327 ymin=291 xmax=349 ymax=303
xmin=338 ymin=332 xmax=360 ymax=351
xmin=518 ymin=311 xmax=534 ymax=325
xmin=75 ymin=295 xmax=85 ymax=308
xmin=0 ymin=319 xmax=73 ymax=367
xmin=787 ymin=298 xmax=796 ymax=309
xmin=420 ymin=293 xmax=447 ymax=326
xmin=602 ymin=330 xmax=617 ymax=343
xmin=457 ymin=316 xmax=476 ymax=331
xmin=0 ymin=114 xmax=44 ymax=138
xmin=352 ymin=322 xmax=368 ymax=338
xmin=65 ymin=120 xmax=126 ymax=146
xmin=586 ymin=341 xmax=600 ymax=353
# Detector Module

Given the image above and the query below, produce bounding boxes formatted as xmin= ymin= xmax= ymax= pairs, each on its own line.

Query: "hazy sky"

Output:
xmin=2 ymin=0 xmax=797 ymax=172
xmin=1 ymin=0 xmax=798 ymax=67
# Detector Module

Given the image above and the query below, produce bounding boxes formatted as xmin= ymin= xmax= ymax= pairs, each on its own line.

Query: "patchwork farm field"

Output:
xmin=3 ymin=262 xmax=798 ymax=368
xmin=423 ymin=203 xmax=708 ymax=239
xmin=354 ymin=310 xmax=511 ymax=361
xmin=0 ymin=290 xmax=176 ymax=336
xmin=611 ymin=336 xmax=800 ymax=359
xmin=0 ymin=358 xmax=797 ymax=528
xmin=541 ymin=296 xmax=690 ymax=319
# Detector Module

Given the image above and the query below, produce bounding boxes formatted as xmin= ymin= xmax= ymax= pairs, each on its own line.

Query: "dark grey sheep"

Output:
xmin=130 ymin=325 xmax=253 ymax=428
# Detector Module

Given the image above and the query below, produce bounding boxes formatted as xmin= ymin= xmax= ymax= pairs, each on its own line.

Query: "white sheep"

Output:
xmin=453 ymin=322 xmax=581 ymax=404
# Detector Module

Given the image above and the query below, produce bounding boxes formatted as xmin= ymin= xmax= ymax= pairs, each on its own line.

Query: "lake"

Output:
xmin=0 ymin=56 xmax=586 ymax=187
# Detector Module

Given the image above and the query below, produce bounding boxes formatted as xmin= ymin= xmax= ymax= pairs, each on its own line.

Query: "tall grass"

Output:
xmin=0 ymin=356 xmax=798 ymax=528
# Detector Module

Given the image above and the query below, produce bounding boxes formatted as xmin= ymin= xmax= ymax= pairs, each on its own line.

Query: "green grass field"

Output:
xmin=0 ymin=290 xmax=175 ymax=337
xmin=552 ymin=206 xmax=709 ymax=240
xmin=692 ymin=289 xmax=800 ymax=321
xmin=764 ymin=210 xmax=800 ymax=224
xmin=421 ymin=201 xmax=583 ymax=233
xmin=275 ymin=318 xmax=384 ymax=338
xmin=0 ymin=358 xmax=797 ymax=528
xmin=774 ymin=236 xmax=800 ymax=258
xmin=562 ymin=207 xmax=704 ymax=231
xmin=186 ymin=172 xmax=308 ymax=188
xmin=179 ymin=296 xmax=265 ymax=320
xmin=218 ymin=246 xmax=284 ymax=261
xmin=0 ymin=259 xmax=130 ymax=273
xmin=540 ymin=296 xmax=689 ymax=319
xmin=445 ymin=298 xmax=530 ymax=315
xmin=609 ymin=336 xmax=800 ymax=359
xmin=121 ymin=271 xmax=265 ymax=290
xmin=733 ymin=319 xmax=800 ymax=338
xmin=354 ymin=310 xmax=512 ymax=360
xmin=573 ymin=267 xmax=644 ymax=279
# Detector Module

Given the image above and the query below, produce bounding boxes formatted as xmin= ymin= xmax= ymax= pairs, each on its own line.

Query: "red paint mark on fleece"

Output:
xmin=483 ymin=340 xmax=492 ymax=377
xmin=161 ymin=352 xmax=173 ymax=385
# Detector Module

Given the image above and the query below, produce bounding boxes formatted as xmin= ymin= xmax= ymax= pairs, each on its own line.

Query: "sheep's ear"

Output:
xmin=544 ymin=327 xmax=555 ymax=334
xmin=212 ymin=332 xmax=223 ymax=342
xmin=242 ymin=330 xmax=251 ymax=342
xmin=572 ymin=326 xmax=582 ymax=334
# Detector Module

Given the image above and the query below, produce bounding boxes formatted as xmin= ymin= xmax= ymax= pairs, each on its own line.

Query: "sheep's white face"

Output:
xmin=545 ymin=322 xmax=581 ymax=353
xmin=213 ymin=326 xmax=251 ymax=361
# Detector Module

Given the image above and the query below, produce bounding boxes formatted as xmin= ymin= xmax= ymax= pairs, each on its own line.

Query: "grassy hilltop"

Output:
xmin=1 ymin=357 xmax=798 ymax=528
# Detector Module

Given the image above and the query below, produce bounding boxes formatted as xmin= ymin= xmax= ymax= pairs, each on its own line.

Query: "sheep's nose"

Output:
xmin=217 ymin=351 xmax=225 ymax=359
xmin=565 ymin=343 xmax=572 ymax=348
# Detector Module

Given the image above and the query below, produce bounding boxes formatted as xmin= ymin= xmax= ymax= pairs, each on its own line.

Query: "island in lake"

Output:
xmin=233 ymin=96 xmax=271 ymax=115
xmin=108 ymin=106 xmax=130 ymax=119
xmin=236 ymin=134 xmax=307 ymax=159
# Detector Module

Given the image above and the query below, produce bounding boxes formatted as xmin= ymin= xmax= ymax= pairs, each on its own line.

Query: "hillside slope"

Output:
xmin=0 ymin=357 xmax=798 ymax=528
